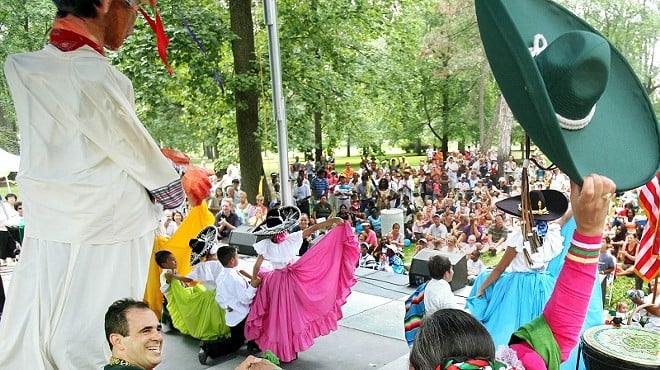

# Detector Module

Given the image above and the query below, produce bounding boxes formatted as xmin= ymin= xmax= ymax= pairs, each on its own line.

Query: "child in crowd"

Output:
xmin=198 ymin=245 xmax=261 ymax=364
xmin=466 ymin=250 xmax=487 ymax=285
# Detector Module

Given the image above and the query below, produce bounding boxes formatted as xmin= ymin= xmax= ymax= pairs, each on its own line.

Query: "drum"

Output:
xmin=380 ymin=208 xmax=404 ymax=236
xmin=580 ymin=325 xmax=660 ymax=370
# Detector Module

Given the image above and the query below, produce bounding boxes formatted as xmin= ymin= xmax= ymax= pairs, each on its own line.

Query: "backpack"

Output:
xmin=403 ymin=281 xmax=428 ymax=348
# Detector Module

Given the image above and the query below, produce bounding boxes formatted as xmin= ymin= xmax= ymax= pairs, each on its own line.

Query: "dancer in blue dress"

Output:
xmin=467 ymin=189 xmax=569 ymax=346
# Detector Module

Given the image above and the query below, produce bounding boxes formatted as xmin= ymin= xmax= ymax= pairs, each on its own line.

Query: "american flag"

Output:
xmin=635 ymin=172 xmax=660 ymax=281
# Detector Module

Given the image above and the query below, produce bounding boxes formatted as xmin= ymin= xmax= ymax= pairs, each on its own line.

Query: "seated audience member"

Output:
xmin=380 ymin=244 xmax=405 ymax=274
xmin=248 ymin=206 xmax=266 ymax=226
xmin=424 ymin=255 xmax=455 ymax=315
xmin=462 ymin=234 xmax=479 ymax=254
xmin=362 ymin=222 xmax=379 ymax=249
xmin=598 ymin=237 xmax=616 ymax=277
xmin=386 ymin=222 xmax=406 ymax=251
xmin=425 ymin=214 xmax=448 ymax=242
xmin=627 ymin=285 xmax=660 ymax=331
xmin=414 ymin=238 xmax=429 ymax=255
xmin=432 ymin=238 xmax=446 ymax=251
xmin=467 ymin=250 xmax=487 ymax=285
xmin=368 ymin=208 xmax=383 ymax=235
xmin=442 ymin=235 xmax=461 ymax=254
xmin=358 ymin=242 xmax=377 ymax=269
xmin=485 ymin=214 xmax=509 ymax=255
xmin=312 ymin=195 xmax=334 ymax=223
xmin=215 ymin=199 xmax=241 ymax=242
xmin=104 ymin=298 xmax=162 ymax=370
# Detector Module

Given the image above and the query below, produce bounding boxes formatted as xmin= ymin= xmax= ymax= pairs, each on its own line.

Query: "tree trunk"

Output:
xmin=314 ymin=110 xmax=323 ymax=163
xmin=478 ymin=60 xmax=487 ymax=151
xmin=346 ymin=133 xmax=351 ymax=158
xmin=495 ymin=95 xmax=514 ymax=178
xmin=229 ymin=0 xmax=264 ymax=201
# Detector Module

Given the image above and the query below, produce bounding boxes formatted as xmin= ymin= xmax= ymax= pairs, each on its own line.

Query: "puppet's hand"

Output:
xmin=182 ymin=166 xmax=211 ymax=207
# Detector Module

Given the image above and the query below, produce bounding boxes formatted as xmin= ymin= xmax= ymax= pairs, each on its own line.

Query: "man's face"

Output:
xmin=104 ymin=0 xmax=139 ymax=51
xmin=5 ymin=195 xmax=16 ymax=206
xmin=114 ymin=308 xmax=163 ymax=369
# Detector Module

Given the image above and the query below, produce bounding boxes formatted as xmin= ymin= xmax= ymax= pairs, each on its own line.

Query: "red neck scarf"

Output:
xmin=50 ymin=28 xmax=104 ymax=55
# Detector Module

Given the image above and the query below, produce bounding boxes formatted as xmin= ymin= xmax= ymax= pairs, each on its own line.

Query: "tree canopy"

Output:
xmin=0 ymin=0 xmax=657 ymax=198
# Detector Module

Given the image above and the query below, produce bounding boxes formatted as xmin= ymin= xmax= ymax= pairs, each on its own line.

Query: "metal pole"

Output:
xmin=263 ymin=0 xmax=291 ymax=206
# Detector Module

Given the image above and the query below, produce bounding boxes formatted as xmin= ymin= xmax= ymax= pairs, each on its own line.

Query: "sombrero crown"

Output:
xmin=476 ymin=0 xmax=660 ymax=191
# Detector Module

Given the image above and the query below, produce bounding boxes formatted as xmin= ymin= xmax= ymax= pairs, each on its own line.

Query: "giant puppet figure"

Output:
xmin=0 ymin=0 xmax=192 ymax=368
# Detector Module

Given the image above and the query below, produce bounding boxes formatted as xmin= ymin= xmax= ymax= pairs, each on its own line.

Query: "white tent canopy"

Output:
xmin=0 ymin=147 xmax=20 ymax=174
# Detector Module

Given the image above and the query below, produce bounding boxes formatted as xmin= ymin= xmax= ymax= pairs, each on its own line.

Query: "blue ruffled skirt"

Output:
xmin=466 ymin=269 xmax=555 ymax=347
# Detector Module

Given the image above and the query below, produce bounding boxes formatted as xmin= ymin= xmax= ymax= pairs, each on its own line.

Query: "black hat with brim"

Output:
xmin=252 ymin=206 xmax=301 ymax=236
xmin=189 ymin=225 xmax=217 ymax=265
xmin=495 ymin=190 xmax=568 ymax=221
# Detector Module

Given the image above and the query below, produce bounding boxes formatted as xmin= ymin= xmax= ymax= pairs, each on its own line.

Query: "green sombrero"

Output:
xmin=475 ymin=0 xmax=660 ymax=191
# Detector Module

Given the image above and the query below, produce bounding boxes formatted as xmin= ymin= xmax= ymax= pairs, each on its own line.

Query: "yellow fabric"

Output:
xmin=144 ymin=235 xmax=169 ymax=319
xmin=143 ymin=201 xmax=215 ymax=318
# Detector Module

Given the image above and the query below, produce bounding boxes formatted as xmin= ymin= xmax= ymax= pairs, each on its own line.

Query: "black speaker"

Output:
xmin=228 ymin=225 xmax=269 ymax=256
xmin=408 ymin=249 xmax=467 ymax=291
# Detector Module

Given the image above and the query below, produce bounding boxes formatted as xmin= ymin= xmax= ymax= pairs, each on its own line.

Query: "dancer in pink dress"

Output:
xmin=245 ymin=206 xmax=359 ymax=362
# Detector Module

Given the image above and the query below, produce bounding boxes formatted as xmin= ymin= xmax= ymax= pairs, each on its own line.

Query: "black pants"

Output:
xmin=0 ymin=273 xmax=5 ymax=314
xmin=202 ymin=317 xmax=257 ymax=358
xmin=0 ymin=231 xmax=16 ymax=260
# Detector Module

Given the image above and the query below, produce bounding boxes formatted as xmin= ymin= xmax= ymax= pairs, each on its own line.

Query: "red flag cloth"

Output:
xmin=635 ymin=172 xmax=660 ymax=282
xmin=138 ymin=0 xmax=173 ymax=75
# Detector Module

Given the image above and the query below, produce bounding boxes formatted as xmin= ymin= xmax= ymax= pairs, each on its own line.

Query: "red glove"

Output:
xmin=182 ymin=166 xmax=211 ymax=207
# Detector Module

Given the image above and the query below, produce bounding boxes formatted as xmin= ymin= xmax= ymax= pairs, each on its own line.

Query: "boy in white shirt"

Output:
xmin=424 ymin=255 xmax=455 ymax=315
xmin=198 ymin=245 xmax=261 ymax=364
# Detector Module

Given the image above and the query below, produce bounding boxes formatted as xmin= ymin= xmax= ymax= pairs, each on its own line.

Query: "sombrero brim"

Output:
xmin=189 ymin=226 xmax=217 ymax=265
xmin=476 ymin=0 xmax=660 ymax=191
xmin=495 ymin=190 xmax=568 ymax=221
xmin=252 ymin=206 xmax=301 ymax=236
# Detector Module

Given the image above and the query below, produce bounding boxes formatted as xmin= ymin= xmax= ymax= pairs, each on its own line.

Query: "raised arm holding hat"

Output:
xmin=0 ymin=1 xmax=183 ymax=368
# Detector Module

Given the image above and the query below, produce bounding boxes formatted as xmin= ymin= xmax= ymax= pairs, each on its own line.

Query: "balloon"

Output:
xmin=404 ymin=239 xmax=411 ymax=247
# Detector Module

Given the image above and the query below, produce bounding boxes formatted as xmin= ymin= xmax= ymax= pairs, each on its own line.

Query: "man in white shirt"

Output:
xmin=424 ymin=255 xmax=455 ymax=315
xmin=425 ymin=214 xmax=448 ymax=242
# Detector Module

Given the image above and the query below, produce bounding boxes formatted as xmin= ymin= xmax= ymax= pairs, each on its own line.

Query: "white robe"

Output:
xmin=0 ymin=45 xmax=182 ymax=370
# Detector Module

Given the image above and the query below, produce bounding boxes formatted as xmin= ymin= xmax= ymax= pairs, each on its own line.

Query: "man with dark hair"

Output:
xmin=104 ymin=298 xmax=162 ymax=370
xmin=424 ymin=255 xmax=455 ymax=315
xmin=0 ymin=0 xmax=184 ymax=368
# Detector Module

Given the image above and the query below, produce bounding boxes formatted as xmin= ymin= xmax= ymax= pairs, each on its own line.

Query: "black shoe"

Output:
xmin=246 ymin=342 xmax=261 ymax=354
xmin=198 ymin=348 xmax=208 ymax=365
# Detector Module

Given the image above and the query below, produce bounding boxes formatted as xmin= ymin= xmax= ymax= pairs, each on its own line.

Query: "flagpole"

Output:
xmin=263 ymin=0 xmax=291 ymax=206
